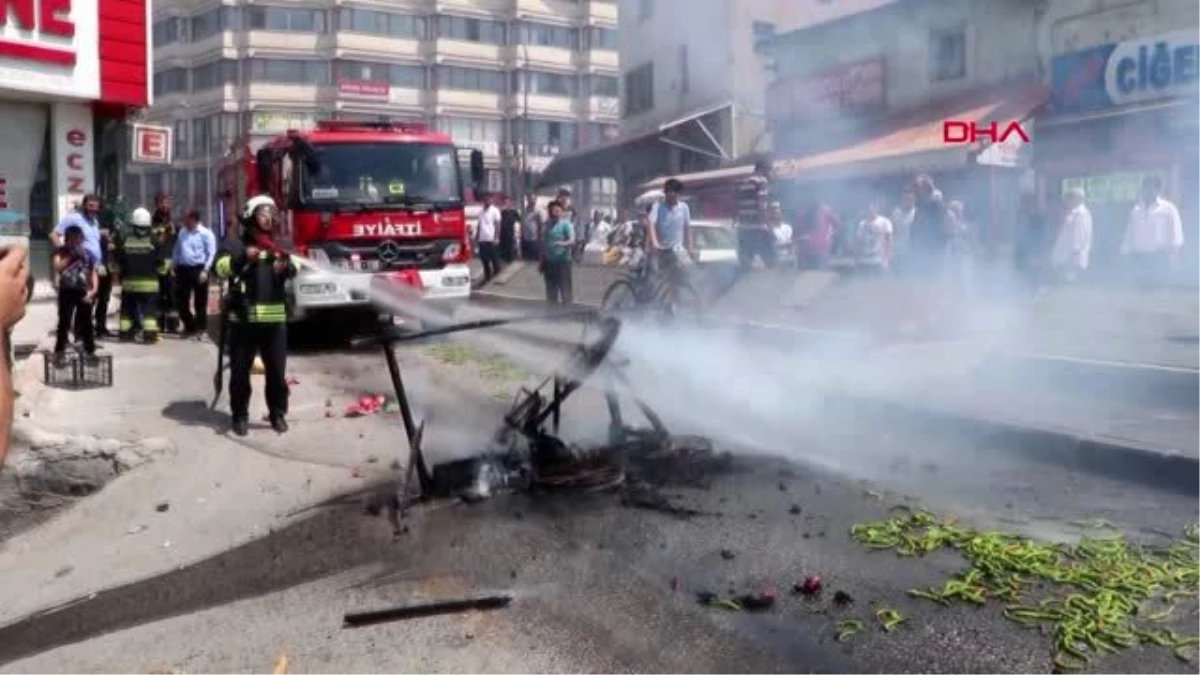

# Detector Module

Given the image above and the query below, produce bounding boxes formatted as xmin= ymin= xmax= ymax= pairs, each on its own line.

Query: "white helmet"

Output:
xmin=243 ymin=194 xmax=277 ymax=219
xmin=130 ymin=207 xmax=152 ymax=227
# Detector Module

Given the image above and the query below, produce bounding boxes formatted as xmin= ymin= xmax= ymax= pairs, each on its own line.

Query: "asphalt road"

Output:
xmin=0 ymin=312 xmax=1195 ymax=673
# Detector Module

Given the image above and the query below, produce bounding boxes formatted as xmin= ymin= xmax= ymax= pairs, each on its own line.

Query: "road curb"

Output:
xmin=826 ymin=394 xmax=1198 ymax=495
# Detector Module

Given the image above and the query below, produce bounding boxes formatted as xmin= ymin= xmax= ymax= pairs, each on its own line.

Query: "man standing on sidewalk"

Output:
xmin=1050 ymin=187 xmax=1092 ymax=284
xmin=173 ymin=209 xmax=217 ymax=338
xmin=541 ymin=200 xmax=575 ymax=305
xmin=476 ymin=193 xmax=502 ymax=285
xmin=733 ymin=159 xmax=774 ymax=272
xmin=1120 ymin=175 xmax=1183 ymax=285
xmin=94 ymin=217 xmax=117 ymax=338
xmin=521 ymin=194 xmax=544 ymax=261
xmin=151 ymin=193 xmax=180 ymax=334
xmin=51 ymin=194 xmax=103 ymax=268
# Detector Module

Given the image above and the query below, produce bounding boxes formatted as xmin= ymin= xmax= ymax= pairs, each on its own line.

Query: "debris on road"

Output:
xmin=696 ymin=591 xmax=742 ymax=612
xmin=795 ymin=574 xmax=823 ymax=596
xmin=833 ymin=590 xmax=854 ymax=606
xmin=875 ymin=607 xmax=904 ymax=632
xmin=789 ymin=504 xmax=803 ymax=515
xmin=273 ymin=654 xmax=289 ymax=674
xmin=344 ymin=394 xmax=389 ymax=418
xmin=836 ymin=619 xmax=864 ymax=642
xmin=621 ymin=484 xmax=705 ymax=519
xmin=343 ymin=595 xmax=512 ymax=628
xmin=670 ymin=577 xmax=679 ymax=592
xmin=286 ymin=376 xmax=300 ymax=387
xmin=737 ymin=590 xmax=777 ymax=612
xmin=720 ymin=548 xmax=736 ymax=560
xmin=155 ymin=501 xmax=169 ymax=513
xmin=127 ymin=524 xmax=146 ymax=535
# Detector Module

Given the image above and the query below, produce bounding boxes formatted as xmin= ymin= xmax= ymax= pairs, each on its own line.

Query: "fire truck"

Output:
xmin=218 ymin=119 xmax=485 ymax=322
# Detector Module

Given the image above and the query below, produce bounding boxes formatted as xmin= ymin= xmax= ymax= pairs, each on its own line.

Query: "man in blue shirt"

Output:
xmin=51 ymin=194 xmax=103 ymax=266
xmin=172 ymin=209 xmax=218 ymax=337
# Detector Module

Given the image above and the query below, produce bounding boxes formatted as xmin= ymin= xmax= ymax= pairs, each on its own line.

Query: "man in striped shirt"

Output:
xmin=734 ymin=159 xmax=776 ymax=271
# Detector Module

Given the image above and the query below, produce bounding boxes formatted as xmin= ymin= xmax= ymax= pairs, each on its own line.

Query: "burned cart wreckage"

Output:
xmin=359 ymin=310 xmax=726 ymax=527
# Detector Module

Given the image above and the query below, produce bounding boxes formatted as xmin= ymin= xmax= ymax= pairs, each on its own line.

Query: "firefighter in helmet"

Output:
xmin=116 ymin=207 xmax=169 ymax=342
xmin=213 ymin=195 xmax=296 ymax=436
xmin=151 ymin=193 xmax=181 ymax=333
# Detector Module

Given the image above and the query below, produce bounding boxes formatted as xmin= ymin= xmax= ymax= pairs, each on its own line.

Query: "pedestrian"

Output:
xmin=116 ymin=208 xmax=167 ymax=343
xmin=797 ymin=201 xmax=837 ymax=270
xmin=94 ymin=215 xmax=117 ymax=338
xmin=646 ymin=178 xmax=693 ymax=277
xmin=910 ymin=174 xmax=950 ymax=276
xmin=476 ymin=193 xmax=501 ymax=285
xmin=733 ymin=158 xmax=774 ymax=271
xmin=890 ymin=187 xmax=916 ymax=272
xmin=0 ymin=243 xmax=30 ymax=469
xmin=1050 ymin=187 xmax=1092 ymax=284
xmin=151 ymin=193 xmax=180 ymax=333
xmin=51 ymin=193 xmax=103 ymax=271
xmin=1014 ymin=194 xmax=1049 ymax=292
xmin=767 ymin=202 xmax=794 ymax=263
xmin=855 ymin=197 xmax=894 ymax=274
xmin=520 ymin=194 xmax=543 ymax=261
xmin=578 ymin=210 xmax=604 ymax=262
xmin=541 ymin=200 xmax=575 ymax=305
xmin=173 ymin=209 xmax=218 ymax=338
xmin=499 ymin=197 xmax=519 ymax=263
xmin=1120 ymin=174 xmax=1183 ymax=286
xmin=51 ymin=225 xmax=98 ymax=364
xmin=556 ymin=187 xmax=577 ymax=225
xmin=213 ymin=195 xmax=296 ymax=437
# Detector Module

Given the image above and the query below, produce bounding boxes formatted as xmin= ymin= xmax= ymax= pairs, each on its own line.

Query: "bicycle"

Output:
xmin=599 ymin=247 xmax=703 ymax=321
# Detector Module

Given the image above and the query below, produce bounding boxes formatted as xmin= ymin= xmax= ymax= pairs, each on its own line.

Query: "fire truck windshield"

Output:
xmin=300 ymin=142 xmax=461 ymax=207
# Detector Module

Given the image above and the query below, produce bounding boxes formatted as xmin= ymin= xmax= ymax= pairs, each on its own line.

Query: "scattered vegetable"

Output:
xmin=836 ymin=619 xmax=865 ymax=642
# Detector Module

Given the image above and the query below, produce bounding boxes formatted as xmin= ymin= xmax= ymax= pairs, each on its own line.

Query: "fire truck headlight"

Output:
xmin=441 ymin=242 xmax=462 ymax=262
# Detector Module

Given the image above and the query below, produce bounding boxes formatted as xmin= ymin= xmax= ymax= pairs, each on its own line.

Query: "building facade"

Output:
xmin=1037 ymin=0 xmax=1198 ymax=278
xmin=131 ymin=0 xmax=620 ymax=215
xmin=0 ymin=0 xmax=151 ymax=235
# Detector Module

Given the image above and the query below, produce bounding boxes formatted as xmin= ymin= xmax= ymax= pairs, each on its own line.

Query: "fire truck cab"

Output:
xmin=220 ymin=119 xmax=485 ymax=323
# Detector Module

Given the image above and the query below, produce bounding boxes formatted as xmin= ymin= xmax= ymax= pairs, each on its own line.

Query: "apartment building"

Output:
xmin=128 ymin=0 xmax=620 ymax=214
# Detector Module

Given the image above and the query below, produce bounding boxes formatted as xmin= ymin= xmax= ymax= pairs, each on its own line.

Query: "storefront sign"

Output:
xmin=337 ymin=80 xmax=389 ymax=99
xmin=51 ymin=102 xmax=95 ymax=223
xmin=250 ymin=111 xmax=318 ymax=134
xmin=767 ymin=57 xmax=886 ymax=122
xmin=1051 ymin=29 xmax=1199 ymax=114
xmin=0 ymin=0 xmax=99 ymax=99
xmin=1061 ymin=170 xmax=1165 ymax=204
xmin=131 ymin=123 xmax=172 ymax=164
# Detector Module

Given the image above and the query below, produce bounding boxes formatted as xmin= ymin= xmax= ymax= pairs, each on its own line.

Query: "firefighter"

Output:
xmin=116 ymin=208 xmax=167 ymax=342
xmin=151 ymin=193 xmax=180 ymax=333
xmin=214 ymin=195 xmax=296 ymax=436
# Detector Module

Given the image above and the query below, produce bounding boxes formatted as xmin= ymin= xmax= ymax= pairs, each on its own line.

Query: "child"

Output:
xmin=53 ymin=225 xmax=98 ymax=362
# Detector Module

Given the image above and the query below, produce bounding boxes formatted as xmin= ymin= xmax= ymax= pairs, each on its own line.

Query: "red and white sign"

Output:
xmin=51 ymin=102 xmax=95 ymax=223
xmin=768 ymin=57 xmax=886 ymax=122
xmin=0 ymin=0 xmax=100 ymax=99
xmin=337 ymin=80 xmax=389 ymax=100
xmin=131 ymin=123 xmax=173 ymax=164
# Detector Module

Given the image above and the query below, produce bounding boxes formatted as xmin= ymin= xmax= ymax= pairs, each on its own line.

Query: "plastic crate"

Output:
xmin=41 ymin=351 xmax=113 ymax=389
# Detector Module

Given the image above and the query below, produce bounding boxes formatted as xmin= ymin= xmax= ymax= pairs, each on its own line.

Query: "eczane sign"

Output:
xmin=131 ymin=123 xmax=173 ymax=164
xmin=0 ymin=0 xmax=100 ymax=99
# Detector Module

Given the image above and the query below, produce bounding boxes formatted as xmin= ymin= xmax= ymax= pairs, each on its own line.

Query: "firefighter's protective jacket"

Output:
xmin=116 ymin=234 xmax=166 ymax=294
xmin=151 ymin=209 xmax=177 ymax=269
xmin=214 ymin=231 xmax=297 ymax=324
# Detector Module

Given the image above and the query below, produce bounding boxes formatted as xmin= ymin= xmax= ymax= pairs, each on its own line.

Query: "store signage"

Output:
xmin=767 ymin=57 xmax=886 ymax=122
xmin=337 ymin=80 xmax=389 ymax=99
xmin=131 ymin=123 xmax=172 ymax=164
xmin=0 ymin=0 xmax=76 ymax=65
xmin=64 ymin=126 xmax=87 ymax=195
xmin=1051 ymin=29 xmax=1199 ymax=114
xmin=250 ymin=111 xmax=318 ymax=134
xmin=52 ymin=103 xmax=95 ymax=223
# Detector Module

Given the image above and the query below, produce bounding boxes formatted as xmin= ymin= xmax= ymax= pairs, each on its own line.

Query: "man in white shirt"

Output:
xmin=476 ymin=193 xmax=502 ymax=284
xmin=1121 ymin=175 xmax=1183 ymax=285
xmin=890 ymin=187 xmax=916 ymax=270
xmin=1050 ymin=187 xmax=1092 ymax=283
xmin=766 ymin=202 xmax=793 ymax=263
xmin=856 ymin=199 xmax=894 ymax=272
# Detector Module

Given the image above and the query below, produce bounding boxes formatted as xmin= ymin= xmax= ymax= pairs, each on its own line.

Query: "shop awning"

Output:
xmin=774 ymin=85 xmax=1048 ymax=181
xmin=537 ymin=101 xmax=735 ymax=187
xmin=639 ymin=163 xmax=755 ymax=191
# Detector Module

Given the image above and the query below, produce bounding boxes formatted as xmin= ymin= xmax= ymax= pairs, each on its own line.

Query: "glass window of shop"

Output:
xmin=248 ymin=59 xmax=331 ymax=85
xmin=246 ymin=6 xmax=326 ymax=32
xmin=586 ymin=27 xmax=617 ymax=51
xmin=436 ymin=66 xmax=504 ymax=93
xmin=152 ymin=17 xmax=182 ymax=46
xmin=513 ymin=71 xmax=577 ymax=96
xmin=436 ymin=15 xmax=506 ymax=44
xmin=153 ymin=68 xmax=188 ymax=97
xmin=519 ymin=21 xmax=575 ymax=49
xmin=191 ymin=6 xmax=240 ymax=41
xmin=527 ymin=120 xmax=577 ymax=150
xmin=338 ymin=8 xmax=424 ymax=39
xmin=192 ymin=59 xmax=238 ymax=91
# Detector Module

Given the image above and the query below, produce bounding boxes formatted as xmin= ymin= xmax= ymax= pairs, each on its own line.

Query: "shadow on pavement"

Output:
xmin=161 ymin=399 xmax=229 ymax=434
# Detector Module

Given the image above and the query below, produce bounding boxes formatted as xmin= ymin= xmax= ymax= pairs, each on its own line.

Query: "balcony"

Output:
xmin=512 ymin=93 xmax=574 ymax=117
xmin=581 ymin=0 xmax=617 ymax=25
xmin=333 ymin=32 xmax=422 ymax=61
xmin=180 ymin=31 xmax=239 ymax=60
xmin=244 ymin=30 xmax=326 ymax=57
xmin=431 ymin=38 xmax=503 ymax=67
xmin=576 ymin=48 xmax=617 ymax=73
xmin=431 ymin=88 xmax=503 ymax=114
xmin=512 ymin=44 xmax=575 ymax=71
xmin=433 ymin=0 xmax=508 ymax=14
xmin=578 ymin=95 xmax=618 ymax=120
xmin=515 ymin=0 xmax=585 ymax=24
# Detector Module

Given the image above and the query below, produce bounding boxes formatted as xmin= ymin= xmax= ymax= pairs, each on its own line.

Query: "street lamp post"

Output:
xmin=509 ymin=15 xmax=530 ymax=200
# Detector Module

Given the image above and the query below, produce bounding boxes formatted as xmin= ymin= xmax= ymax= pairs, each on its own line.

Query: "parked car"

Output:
xmin=688 ymin=220 xmax=738 ymax=264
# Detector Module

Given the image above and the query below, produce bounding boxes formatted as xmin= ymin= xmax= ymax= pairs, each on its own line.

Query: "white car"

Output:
xmin=687 ymin=220 xmax=738 ymax=264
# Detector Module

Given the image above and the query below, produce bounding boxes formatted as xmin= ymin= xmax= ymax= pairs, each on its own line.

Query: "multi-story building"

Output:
xmin=128 ymin=0 xmax=620 ymax=215
xmin=540 ymin=0 xmax=893 ymax=211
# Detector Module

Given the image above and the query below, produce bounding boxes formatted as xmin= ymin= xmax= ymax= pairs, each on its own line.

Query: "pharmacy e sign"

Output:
xmin=131 ymin=124 xmax=172 ymax=165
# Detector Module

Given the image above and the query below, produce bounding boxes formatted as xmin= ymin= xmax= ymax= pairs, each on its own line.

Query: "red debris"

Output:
xmin=794 ymin=574 xmax=823 ymax=596
xmin=352 ymin=466 xmax=362 ymax=478
xmin=344 ymin=393 xmax=388 ymax=418
xmin=286 ymin=376 xmax=300 ymax=386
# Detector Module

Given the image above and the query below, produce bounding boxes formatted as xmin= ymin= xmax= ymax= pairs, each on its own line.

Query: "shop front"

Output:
xmin=1039 ymin=30 xmax=1199 ymax=279
xmin=0 ymin=0 xmax=150 ymax=245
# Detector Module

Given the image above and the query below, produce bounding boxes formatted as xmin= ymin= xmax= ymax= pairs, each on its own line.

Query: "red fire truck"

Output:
xmin=218 ymin=119 xmax=485 ymax=322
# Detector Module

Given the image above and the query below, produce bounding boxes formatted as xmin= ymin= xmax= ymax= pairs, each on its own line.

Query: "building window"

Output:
xmin=337 ymin=8 xmax=424 ymax=39
xmin=246 ymin=6 xmax=326 ymax=33
xmin=752 ymin=21 xmax=775 ymax=44
xmin=436 ymin=15 xmax=506 ymax=45
xmin=152 ymin=17 xmax=181 ymax=47
xmin=527 ymin=120 xmax=576 ymax=151
xmin=638 ymin=0 xmax=653 ymax=21
xmin=623 ymin=62 xmax=653 ymax=116
xmin=580 ymin=122 xmax=617 ymax=146
xmin=192 ymin=60 xmax=238 ymax=91
xmin=153 ymin=68 xmax=188 ymax=96
xmin=930 ymin=26 xmax=966 ymax=82
xmin=436 ymin=66 xmax=505 ymax=93
xmin=514 ymin=71 xmax=577 ymax=96
xmin=335 ymin=60 xmax=390 ymax=83
xmin=519 ymin=21 xmax=574 ymax=49
xmin=390 ymin=64 xmax=425 ymax=89
xmin=588 ymin=75 xmax=617 ymax=97
xmin=437 ymin=117 xmax=504 ymax=144
xmin=173 ymin=120 xmax=189 ymax=159
xmin=248 ymin=59 xmax=330 ymax=85
xmin=191 ymin=7 xmax=240 ymax=41
xmin=586 ymin=27 xmax=617 ymax=51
